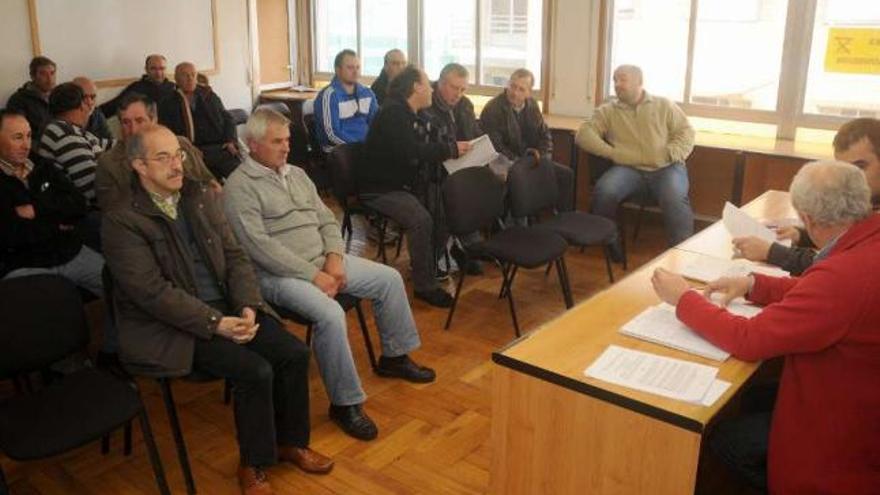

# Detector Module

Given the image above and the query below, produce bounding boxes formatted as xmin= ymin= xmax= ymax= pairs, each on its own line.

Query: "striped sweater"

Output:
xmin=37 ymin=119 xmax=112 ymax=206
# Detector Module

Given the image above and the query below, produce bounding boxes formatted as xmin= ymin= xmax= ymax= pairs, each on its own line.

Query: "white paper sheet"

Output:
xmin=443 ymin=135 xmax=499 ymax=175
xmin=584 ymin=345 xmax=719 ymax=403
xmin=680 ymin=256 xmax=789 ymax=283
xmin=723 ymin=202 xmax=778 ymax=243
xmin=699 ymin=379 xmax=732 ymax=407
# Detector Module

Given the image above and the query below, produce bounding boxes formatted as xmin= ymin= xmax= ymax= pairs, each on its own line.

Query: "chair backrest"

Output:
xmin=326 ymin=142 xmax=363 ymax=204
xmin=442 ymin=166 xmax=506 ymax=236
xmin=0 ymin=275 xmax=88 ymax=376
xmin=507 ymin=156 xmax=559 ymax=218
xmin=302 ymin=113 xmax=324 ymax=156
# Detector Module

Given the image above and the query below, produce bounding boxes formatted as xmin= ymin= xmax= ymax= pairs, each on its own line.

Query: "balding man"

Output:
xmin=100 ymin=54 xmax=176 ymax=117
xmin=370 ymin=49 xmax=407 ymax=106
xmin=652 ymin=160 xmax=880 ymax=493
xmin=103 ymin=124 xmax=332 ymax=494
xmin=73 ymin=76 xmax=113 ymax=142
xmin=158 ymin=62 xmax=240 ymax=179
xmin=577 ymin=64 xmax=695 ymax=258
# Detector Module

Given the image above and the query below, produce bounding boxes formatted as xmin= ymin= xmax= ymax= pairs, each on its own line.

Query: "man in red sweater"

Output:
xmin=652 ymin=160 xmax=880 ymax=494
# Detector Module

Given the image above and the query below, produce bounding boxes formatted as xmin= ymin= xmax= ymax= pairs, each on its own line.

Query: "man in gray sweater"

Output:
xmin=223 ymin=107 xmax=435 ymax=442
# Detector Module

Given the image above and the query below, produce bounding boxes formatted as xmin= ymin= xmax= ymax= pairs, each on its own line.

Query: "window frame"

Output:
xmin=602 ymin=0 xmax=853 ymax=140
xmin=309 ymin=0 xmax=545 ymax=96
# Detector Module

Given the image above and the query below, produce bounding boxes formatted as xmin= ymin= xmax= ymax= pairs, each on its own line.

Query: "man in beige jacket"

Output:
xmin=576 ymin=65 xmax=695 ymax=255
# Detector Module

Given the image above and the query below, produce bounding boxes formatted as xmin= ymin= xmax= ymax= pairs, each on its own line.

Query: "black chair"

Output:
xmin=508 ymin=157 xmax=619 ymax=283
xmin=228 ymin=108 xmax=249 ymax=127
xmin=301 ymin=112 xmax=331 ymax=192
xmin=442 ymin=166 xmax=573 ymax=337
xmin=0 ymin=275 xmax=170 ymax=495
xmin=271 ymin=293 xmax=378 ymax=372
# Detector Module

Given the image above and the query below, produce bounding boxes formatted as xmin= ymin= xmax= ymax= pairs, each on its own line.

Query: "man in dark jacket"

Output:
xmin=370 ymin=49 xmax=407 ymax=106
xmin=73 ymin=76 xmax=113 ymax=142
xmin=99 ymin=54 xmax=176 ymax=117
xmin=421 ymin=63 xmax=481 ymax=142
xmin=359 ymin=66 xmax=471 ymax=308
xmin=159 ymin=61 xmax=240 ymax=179
xmin=5 ymin=56 xmax=57 ymax=146
xmin=102 ymin=124 xmax=333 ymax=494
xmin=480 ymin=68 xmax=574 ymax=212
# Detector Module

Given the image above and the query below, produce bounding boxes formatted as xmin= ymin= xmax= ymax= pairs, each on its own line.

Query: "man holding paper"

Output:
xmin=651 ymin=160 xmax=880 ymax=494
xmin=732 ymin=118 xmax=880 ymax=275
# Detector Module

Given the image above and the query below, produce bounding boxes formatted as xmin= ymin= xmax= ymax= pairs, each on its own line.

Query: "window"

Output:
xmin=312 ymin=0 xmax=544 ymax=91
xmin=606 ymin=0 xmax=880 ymax=140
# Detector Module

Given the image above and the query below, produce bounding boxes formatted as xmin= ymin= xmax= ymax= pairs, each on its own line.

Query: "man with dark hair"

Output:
xmin=158 ymin=61 xmax=240 ymax=179
xmin=6 ymin=56 xmax=57 ymax=144
xmin=359 ymin=66 xmax=472 ymax=307
xmin=481 ymin=68 xmax=574 ymax=213
xmin=104 ymin=124 xmax=333 ymax=495
xmin=99 ymin=54 xmax=176 ymax=117
xmin=314 ymin=49 xmax=378 ymax=151
xmin=73 ymin=76 xmax=113 ymax=142
xmin=371 ymin=49 xmax=407 ymax=106
xmin=731 ymin=117 xmax=880 ymax=275
xmin=96 ymin=92 xmax=218 ymax=211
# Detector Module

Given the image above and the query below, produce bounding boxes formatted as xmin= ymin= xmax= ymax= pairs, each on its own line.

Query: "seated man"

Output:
xmin=96 ymin=92 xmax=218 ymax=211
xmin=100 ymin=54 xmax=176 ymax=118
xmin=38 ymin=82 xmax=112 ymax=251
xmin=370 ymin=49 xmax=407 ymax=106
xmin=652 ymin=160 xmax=880 ymax=493
xmin=224 ymin=107 xmax=436 ymax=441
xmin=360 ymin=66 xmax=470 ymax=308
xmin=5 ymin=56 xmax=56 ymax=146
xmin=0 ymin=109 xmax=102 ymax=296
xmin=159 ymin=62 xmax=240 ymax=179
xmin=576 ymin=64 xmax=695 ymax=253
xmin=732 ymin=117 xmax=880 ymax=275
xmin=102 ymin=124 xmax=333 ymax=495
xmin=73 ymin=76 xmax=113 ymax=142
xmin=313 ymin=49 xmax=378 ymax=151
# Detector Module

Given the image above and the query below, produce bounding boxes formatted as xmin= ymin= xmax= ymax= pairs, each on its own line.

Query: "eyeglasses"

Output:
xmin=142 ymin=149 xmax=187 ymax=166
xmin=83 ymin=93 xmax=97 ymax=100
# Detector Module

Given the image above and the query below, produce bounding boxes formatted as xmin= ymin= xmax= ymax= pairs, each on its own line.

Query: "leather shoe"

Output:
xmin=278 ymin=446 xmax=334 ymax=474
xmin=329 ymin=403 xmax=378 ymax=440
xmin=414 ymin=288 xmax=453 ymax=308
xmin=376 ymin=355 xmax=436 ymax=383
xmin=237 ymin=465 xmax=274 ymax=495
xmin=450 ymin=245 xmax=483 ymax=276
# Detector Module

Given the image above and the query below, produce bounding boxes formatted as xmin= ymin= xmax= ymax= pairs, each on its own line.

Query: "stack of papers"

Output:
xmin=443 ymin=135 xmax=499 ymax=175
xmin=619 ymin=299 xmax=761 ymax=361
xmin=723 ymin=202 xmax=792 ymax=247
xmin=585 ymin=345 xmax=730 ymax=406
xmin=679 ymin=256 xmax=789 ymax=283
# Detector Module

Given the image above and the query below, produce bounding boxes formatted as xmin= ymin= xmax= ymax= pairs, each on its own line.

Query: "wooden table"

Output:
xmin=490 ymin=190 xmax=792 ymax=494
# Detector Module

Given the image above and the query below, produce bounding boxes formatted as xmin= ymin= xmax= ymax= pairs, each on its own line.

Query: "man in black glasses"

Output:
xmin=72 ymin=76 xmax=113 ymax=142
xmin=314 ymin=49 xmax=378 ymax=152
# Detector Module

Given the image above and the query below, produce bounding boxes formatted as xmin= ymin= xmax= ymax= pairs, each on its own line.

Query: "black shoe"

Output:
xmin=450 ymin=245 xmax=483 ymax=276
xmin=376 ymin=355 xmax=436 ymax=383
xmin=414 ymin=288 xmax=453 ymax=308
xmin=328 ymin=404 xmax=378 ymax=441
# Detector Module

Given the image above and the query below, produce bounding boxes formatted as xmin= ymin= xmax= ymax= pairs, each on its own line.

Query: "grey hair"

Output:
xmin=790 ymin=160 xmax=872 ymax=227
xmin=245 ymin=106 xmax=290 ymax=141
xmin=614 ymin=64 xmax=643 ymax=84
xmin=439 ymin=63 xmax=469 ymax=81
xmin=125 ymin=124 xmax=169 ymax=163
xmin=509 ymin=68 xmax=535 ymax=88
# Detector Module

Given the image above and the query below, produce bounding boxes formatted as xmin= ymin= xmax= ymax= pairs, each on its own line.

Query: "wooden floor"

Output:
xmin=1 ymin=206 xmax=721 ymax=495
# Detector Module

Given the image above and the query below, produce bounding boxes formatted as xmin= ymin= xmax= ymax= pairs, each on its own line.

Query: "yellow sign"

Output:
xmin=825 ymin=28 xmax=880 ymax=74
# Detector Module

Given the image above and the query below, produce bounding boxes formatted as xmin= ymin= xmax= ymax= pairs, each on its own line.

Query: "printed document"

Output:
xmin=443 ymin=135 xmax=499 ymax=175
xmin=680 ymin=255 xmax=789 ymax=283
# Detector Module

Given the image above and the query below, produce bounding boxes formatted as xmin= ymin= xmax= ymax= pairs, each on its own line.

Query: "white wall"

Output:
xmin=547 ymin=0 xmax=601 ymax=117
xmin=0 ymin=0 xmax=254 ymax=113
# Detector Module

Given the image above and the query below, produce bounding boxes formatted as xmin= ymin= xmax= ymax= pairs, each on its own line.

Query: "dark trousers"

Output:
xmin=192 ymin=312 xmax=310 ymax=467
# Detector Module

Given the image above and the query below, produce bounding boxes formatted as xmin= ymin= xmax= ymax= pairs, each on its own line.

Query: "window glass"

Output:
xmin=314 ymin=0 xmax=357 ymax=73
xmin=480 ymin=0 xmax=543 ymax=87
xmin=361 ymin=0 xmax=409 ymax=76
xmin=424 ymin=0 xmax=477 ymax=82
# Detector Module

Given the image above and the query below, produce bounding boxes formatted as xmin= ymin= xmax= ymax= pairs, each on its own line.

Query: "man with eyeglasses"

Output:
xmin=313 ymin=49 xmax=378 ymax=152
xmin=371 ymin=49 xmax=407 ymax=106
xmin=103 ymin=124 xmax=332 ymax=495
xmin=100 ymin=54 xmax=176 ymax=118
xmin=96 ymin=92 xmax=218 ymax=211
xmin=730 ymin=118 xmax=880 ymax=275
xmin=72 ymin=76 xmax=113 ymax=142
xmin=6 ymin=56 xmax=57 ymax=146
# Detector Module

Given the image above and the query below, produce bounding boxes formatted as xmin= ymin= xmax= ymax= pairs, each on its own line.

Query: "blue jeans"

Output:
xmin=591 ymin=162 xmax=694 ymax=246
xmin=259 ymin=254 xmax=422 ymax=406
xmin=3 ymin=245 xmax=117 ymax=352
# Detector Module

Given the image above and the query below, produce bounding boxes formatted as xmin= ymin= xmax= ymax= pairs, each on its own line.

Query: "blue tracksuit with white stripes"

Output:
xmin=313 ymin=77 xmax=378 ymax=151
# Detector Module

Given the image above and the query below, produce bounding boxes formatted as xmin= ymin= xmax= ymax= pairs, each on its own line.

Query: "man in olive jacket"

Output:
xmin=102 ymin=124 xmax=333 ymax=494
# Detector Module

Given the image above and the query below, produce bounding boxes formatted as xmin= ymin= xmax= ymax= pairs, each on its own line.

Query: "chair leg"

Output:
xmin=444 ymin=269 xmax=468 ymax=330
xmin=497 ymin=263 xmax=512 ymax=299
xmin=633 ymin=204 xmax=646 ymax=242
xmin=159 ymin=378 xmax=197 ymax=495
xmin=101 ymin=433 xmax=110 ymax=454
xmin=499 ymin=265 xmax=519 ymax=299
xmin=305 ymin=324 xmax=314 ymax=347
xmin=354 ymin=302 xmax=378 ymax=371
xmin=378 ymin=219 xmax=389 ymax=264
xmin=503 ymin=269 xmax=521 ymax=338
xmin=138 ymin=407 xmax=172 ymax=495
xmin=0 ymin=463 xmax=8 ymax=495
xmin=555 ymin=258 xmax=574 ymax=309
xmin=544 ymin=262 xmax=553 ymax=277
xmin=123 ymin=420 xmax=133 ymax=456
xmin=603 ymin=245 xmax=615 ymax=283
xmin=395 ymin=232 xmax=404 ymax=260
xmin=223 ymin=379 xmax=232 ymax=405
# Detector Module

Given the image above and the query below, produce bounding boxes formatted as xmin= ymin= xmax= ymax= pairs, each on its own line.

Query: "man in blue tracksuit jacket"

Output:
xmin=314 ymin=49 xmax=378 ymax=152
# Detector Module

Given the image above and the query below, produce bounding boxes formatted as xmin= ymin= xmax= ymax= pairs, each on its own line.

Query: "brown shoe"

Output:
xmin=237 ymin=465 xmax=274 ymax=495
xmin=278 ymin=446 xmax=334 ymax=474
